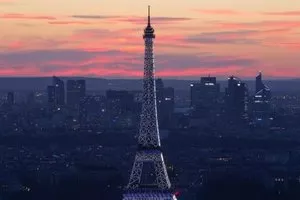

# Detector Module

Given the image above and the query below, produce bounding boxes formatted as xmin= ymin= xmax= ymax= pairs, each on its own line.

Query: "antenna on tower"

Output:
xmin=148 ymin=5 xmax=151 ymax=26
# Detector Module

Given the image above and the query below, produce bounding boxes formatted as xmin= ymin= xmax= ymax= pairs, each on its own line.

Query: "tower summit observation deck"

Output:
xmin=122 ymin=6 xmax=177 ymax=200
xmin=143 ymin=6 xmax=155 ymax=39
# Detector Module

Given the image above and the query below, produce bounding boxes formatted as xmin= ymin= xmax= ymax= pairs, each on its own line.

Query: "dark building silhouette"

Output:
xmin=253 ymin=72 xmax=271 ymax=127
xmin=161 ymin=87 xmax=175 ymax=128
xmin=106 ymin=90 xmax=134 ymax=114
xmin=156 ymin=78 xmax=175 ymax=128
xmin=7 ymin=92 xmax=14 ymax=105
xmin=53 ymin=76 xmax=65 ymax=106
xmin=225 ymin=76 xmax=248 ymax=119
xmin=47 ymin=85 xmax=55 ymax=104
xmin=79 ymin=95 xmax=106 ymax=127
xmin=47 ymin=76 xmax=65 ymax=111
xmin=106 ymin=90 xmax=135 ymax=128
xmin=189 ymin=77 xmax=220 ymax=128
xmin=190 ymin=76 xmax=220 ymax=108
xmin=156 ymin=78 xmax=164 ymax=106
xmin=67 ymin=80 xmax=86 ymax=108
xmin=256 ymin=72 xmax=265 ymax=93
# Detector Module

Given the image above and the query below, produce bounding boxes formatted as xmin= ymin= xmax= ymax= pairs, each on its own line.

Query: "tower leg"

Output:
xmin=127 ymin=156 xmax=143 ymax=189
xmin=154 ymin=154 xmax=171 ymax=189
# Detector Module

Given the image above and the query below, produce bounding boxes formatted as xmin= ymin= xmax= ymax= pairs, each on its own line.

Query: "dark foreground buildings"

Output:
xmin=156 ymin=78 xmax=175 ymax=129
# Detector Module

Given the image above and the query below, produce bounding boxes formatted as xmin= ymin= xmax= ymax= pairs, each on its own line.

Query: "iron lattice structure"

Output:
xmin=123 ymin=6 xmax=177 ymax=200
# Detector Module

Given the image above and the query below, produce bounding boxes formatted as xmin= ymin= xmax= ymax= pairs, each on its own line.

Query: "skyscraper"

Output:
xmin=253 ymin=72 xmax=271 ymax=127
xmin=256 ymin=72 xmax=264 ymax=93
xmin=162 ymin=87 xmax=175 ymax=123
xmin=225 ymin=76 xmax=248 ymax=119
xmin=67 ymin=80 xmax=86 ymax=108
xmin=156 ymin=79 xmax=175 ymax=128
xmin=53 ymin=76 xmax=65 ymax=106
xmin=190 ymin=76 xmax=220 ymax=108
xmin=47 ymin=76 xmax=65 ymax=111
xmin=123 ymin=6 xmax=177 ymax=200
xmin=156 ymin=78 xmax=164 ymax=106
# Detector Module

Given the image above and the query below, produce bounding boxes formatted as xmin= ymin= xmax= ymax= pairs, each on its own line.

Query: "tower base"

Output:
xmin=123 ymin=192 xmax=177 ymax=200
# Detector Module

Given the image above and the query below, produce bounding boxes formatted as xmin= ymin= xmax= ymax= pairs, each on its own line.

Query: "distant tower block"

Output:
xmin=123 ymin=6 xmax=177 ymax=200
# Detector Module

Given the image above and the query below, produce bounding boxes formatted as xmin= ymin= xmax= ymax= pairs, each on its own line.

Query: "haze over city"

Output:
xmin=1 ymin=0 xmax=300 ymax=79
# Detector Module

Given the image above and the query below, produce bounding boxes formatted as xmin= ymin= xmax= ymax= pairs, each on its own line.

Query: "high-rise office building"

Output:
xmin=156 ymin=78 xmax=164 ymax=105
xmin=47 ymin=76 xmax=65 ymax=111
xmin=256 ymin=72 xmax=265 ymax=93
xmin=53 ymin=76 xmax=65 ymax=106
xmin=161 ymin=87 xmax=175 ymax=126
xmin=225 ymin=76 xmax=248 ymax=119
xmin=253 ymin=72 xmax=271 ymax=127
xmin=190 ymin=76 xmax=220 ymax=108
xmin=156 ymin=79 xmax=175 ymax=128
xmin=67 ymin=80 xmax=86 ymax=108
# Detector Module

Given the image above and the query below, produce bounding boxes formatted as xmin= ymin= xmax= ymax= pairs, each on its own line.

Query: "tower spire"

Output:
xmin=148 ymin=5 xmax=151 ymax=26
xmin=143 ymin=5 xmax=155 ymax=39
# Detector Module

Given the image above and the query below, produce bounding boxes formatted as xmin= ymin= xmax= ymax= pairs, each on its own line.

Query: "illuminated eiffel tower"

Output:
xmin=122 ymin=6 xmax=177 ymax=200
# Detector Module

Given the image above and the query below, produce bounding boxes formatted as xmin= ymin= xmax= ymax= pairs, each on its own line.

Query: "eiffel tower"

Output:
xmin=122 ymin=6 xmax=177 ymax=200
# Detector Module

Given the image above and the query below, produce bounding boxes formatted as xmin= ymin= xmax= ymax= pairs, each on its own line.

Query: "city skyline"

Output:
xmin=1 ymin=1 xmax=300 ymax=79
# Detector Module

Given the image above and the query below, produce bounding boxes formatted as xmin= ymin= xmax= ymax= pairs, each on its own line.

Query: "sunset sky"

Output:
xmin=1 ymin=0 xmax=300 ymax=79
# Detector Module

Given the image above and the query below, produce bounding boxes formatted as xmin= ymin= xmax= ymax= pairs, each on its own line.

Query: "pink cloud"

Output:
xmin=71 ymin=15 xmax=121 ymax=19
xmin=48 ymin=21 xmax=91 ymax=25
xmin=0 ymin=0 xmax=15 ymax=5
xmin=112 ymin=16 xmax=192 ymax=24
xmin=0 ymin=48 xmax=260 ymax=78
xmin=264 ymin=67 xmax=300 ymax=77
xmin=0 ymin=64 xmax=243 ymax=78
xmin=214 ymin=20 xmax=300 ymax=29
xmin=0 ymin=50 xmax=299 ymax=78
xmin=0 ymin=13 xmax=56 ymax=20
xmin=6 ymin=41 xmax=24 ymax=49
xmin=194 ymin=9 xmax=242 ymax=15
xmin=67 ymin=28 xmax=189 ymax=53
xmin=262 ymin=11 xmax=300 ymax=16
xmin=263 ymin=41 xmax=300 ymax=50
xmin=157 ymin=66 xmax=243 ymax=77
xmin=0 ymin=64 xmax=41 ymax=76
